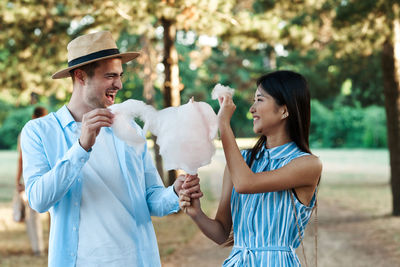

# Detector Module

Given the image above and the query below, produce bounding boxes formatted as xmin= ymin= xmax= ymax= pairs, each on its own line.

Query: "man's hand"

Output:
xmin=79 ymin=108 xmax=114 ymax=151
xmin=173 ymin=174 xmax=203 ymax=199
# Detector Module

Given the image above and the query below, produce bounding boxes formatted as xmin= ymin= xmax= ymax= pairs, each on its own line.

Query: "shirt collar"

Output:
xmin=261 ymin=141 xmax=301 ymax=160
xmin=55 ymin=105 xmax=113 ymax=133
xmin=55 ymin=105 xmax=76 ymax=129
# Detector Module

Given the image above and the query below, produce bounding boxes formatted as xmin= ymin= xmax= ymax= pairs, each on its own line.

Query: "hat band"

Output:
xmin=68 ymin=48 xmax=120 ymax=67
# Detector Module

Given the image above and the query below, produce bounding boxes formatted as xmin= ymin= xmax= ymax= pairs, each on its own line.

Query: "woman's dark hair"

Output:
xmin=247 ymin=70 xmax=311 ymax=167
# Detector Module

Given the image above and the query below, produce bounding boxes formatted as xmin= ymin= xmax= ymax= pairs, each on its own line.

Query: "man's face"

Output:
xmin=83 ymin=58 xmax=123 ymax=109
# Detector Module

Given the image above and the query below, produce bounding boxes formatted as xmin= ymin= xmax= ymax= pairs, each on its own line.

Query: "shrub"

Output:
xmin=310 ymin=100 xmax=387 ymax=148
xmin=0 ymin=107 xmax=34 ymax=149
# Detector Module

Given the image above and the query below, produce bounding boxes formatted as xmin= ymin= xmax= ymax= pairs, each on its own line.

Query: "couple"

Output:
xmin=21 ymin=31 xmax=321 ymax=267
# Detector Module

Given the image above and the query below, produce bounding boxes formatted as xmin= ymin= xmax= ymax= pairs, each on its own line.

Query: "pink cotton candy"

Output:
xmin=211 ymin=83 xmax=235 ymax=100
xmin=109 ymin=98 xmax=218 ymax=174
xmin=109 ymin=84 xmax=234 ymax=174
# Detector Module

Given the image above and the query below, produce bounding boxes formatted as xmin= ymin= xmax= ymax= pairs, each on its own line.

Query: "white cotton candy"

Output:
xmin=211 ymin=83 xmax=235 ymax=100
xmin=108 ymin=98 xmax=218 ymax=175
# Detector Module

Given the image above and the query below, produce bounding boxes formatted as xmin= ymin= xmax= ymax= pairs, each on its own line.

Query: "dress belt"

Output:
xmin=230 ymin=245 xmax=295 ymax=265
xmin=233 ymin=245 xmax=292 ymax=252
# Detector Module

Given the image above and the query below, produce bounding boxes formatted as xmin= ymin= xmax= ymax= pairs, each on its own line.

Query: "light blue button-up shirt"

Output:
xmin=20 ymin=105 xmax=180 ymax=267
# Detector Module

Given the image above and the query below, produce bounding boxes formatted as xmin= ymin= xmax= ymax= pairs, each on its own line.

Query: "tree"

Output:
xmin=0 ymin=0 xmax=243 ymax=185
xmin=275 ymin=0 xmax=400 ymax=215
xmin=332 ymin=0 xmax=400 ymax=216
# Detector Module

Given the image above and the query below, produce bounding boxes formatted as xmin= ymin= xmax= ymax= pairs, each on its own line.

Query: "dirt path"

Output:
xmin=162 ymin=151 xmax=400 ymax=267
xmin=299 ymin=199 xmax=400 ymax=267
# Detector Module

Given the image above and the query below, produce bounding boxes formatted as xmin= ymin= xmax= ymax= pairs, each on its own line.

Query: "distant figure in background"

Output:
xmin=15 ymin=106 xmax=48 ymax=256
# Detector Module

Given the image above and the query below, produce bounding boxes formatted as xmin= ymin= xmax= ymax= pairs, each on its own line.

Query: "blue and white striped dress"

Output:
xmin=223 ymin=142 xmax=316 ymax=267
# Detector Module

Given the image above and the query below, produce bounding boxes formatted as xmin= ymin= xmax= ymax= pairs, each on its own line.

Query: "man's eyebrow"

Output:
xmin=105 ymin=72 xmax=124 ymax=76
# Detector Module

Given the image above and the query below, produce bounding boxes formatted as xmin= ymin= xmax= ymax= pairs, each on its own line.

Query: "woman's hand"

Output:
xmin=179 ymin=191 xmax=202 ymax=218
xmin=217 ymin=94 xmax=236 ymax=130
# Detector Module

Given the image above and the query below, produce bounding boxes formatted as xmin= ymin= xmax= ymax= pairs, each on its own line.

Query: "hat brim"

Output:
xmin=52 ymin=52 xmax=140 ymax=79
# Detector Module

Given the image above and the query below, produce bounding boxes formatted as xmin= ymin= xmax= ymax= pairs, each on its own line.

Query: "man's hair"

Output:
xmin=69 ymin=61 xmax=100 ymax=81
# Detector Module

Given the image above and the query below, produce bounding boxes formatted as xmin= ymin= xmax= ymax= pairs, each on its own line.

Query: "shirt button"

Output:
xmin=70 ymin=253 xmax=74 ymax=257
xmin=78 ymin=179 xmax=81 ymax=183
xmin=74 ymin=202 xmax=78 ymax=206
xmin=80 ymin=158 xmax=85 ymax=162
xmin=73 ymin=227 xmax=77 ymax=231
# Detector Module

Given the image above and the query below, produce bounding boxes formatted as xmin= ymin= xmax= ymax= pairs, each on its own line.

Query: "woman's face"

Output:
xmin=249 ymin=86 xmax=287 ymax=136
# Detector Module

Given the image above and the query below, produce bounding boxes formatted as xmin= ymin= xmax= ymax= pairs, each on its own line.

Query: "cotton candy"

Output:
xmin=109 ymin=84 xmax=234 ymax=174
xmin=211 ymin=83 xmax=235 ymax=100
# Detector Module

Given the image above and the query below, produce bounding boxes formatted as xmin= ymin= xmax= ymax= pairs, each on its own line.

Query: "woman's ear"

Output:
xmin=281 ymin=105 xmax=289 ymax=119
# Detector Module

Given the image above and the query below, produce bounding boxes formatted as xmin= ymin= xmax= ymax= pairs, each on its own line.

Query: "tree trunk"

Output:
xmin=266 ymin=46 xmax=276 ymax=70
xmin=140 ymin=34 xmax=165 ymax=182
xmin=161 ymin=17 xmax=181 ymax=186
xmin=381 ymin=18 xmax=400 ymax=216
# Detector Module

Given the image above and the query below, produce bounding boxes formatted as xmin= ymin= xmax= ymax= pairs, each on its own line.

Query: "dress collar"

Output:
xmin=260 ymin=141 xmax=301 ymax=160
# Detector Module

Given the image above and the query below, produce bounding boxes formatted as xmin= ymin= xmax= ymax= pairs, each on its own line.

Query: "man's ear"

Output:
xmin=73 ymin=69 xmax=86 ymax=85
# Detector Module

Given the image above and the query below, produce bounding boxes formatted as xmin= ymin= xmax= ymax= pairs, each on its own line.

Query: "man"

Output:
xmin=20 ymin=31 xmax=201 ymax=267
xmin=15 ymin=106 xmax=48 ymax=256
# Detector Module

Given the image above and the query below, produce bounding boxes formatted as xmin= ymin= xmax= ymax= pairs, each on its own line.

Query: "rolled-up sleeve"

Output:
xmin=21 ymin=121 xmax=89 ymax=213
xmin=141 ymin=142 xmax=180 ymax=216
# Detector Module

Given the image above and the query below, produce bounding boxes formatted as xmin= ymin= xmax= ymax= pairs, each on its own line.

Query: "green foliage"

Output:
xmin=278 ymin=49 xmax=384 ymax=107
xmin=0 ymin=99 xmax=13 ymax=127
xmin=0 ymin=0 xmax=391 ymax=150
xmin=362 ymin=106 xmax=387 ymax=148
xmin=0 ymin=107 xmax=33 ymax=149
xmin=310 ymin=100 xmax=387 ymax=148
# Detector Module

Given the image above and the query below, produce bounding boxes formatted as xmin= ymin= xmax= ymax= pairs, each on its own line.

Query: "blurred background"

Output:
xmin=1 ymin=0 xmax=399 ymax=266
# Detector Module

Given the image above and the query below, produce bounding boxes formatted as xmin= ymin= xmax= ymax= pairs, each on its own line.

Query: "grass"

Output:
xmin=314 ymin=148 xmax=391 ymax=215
xmin=1 ymin=147 xmax=399 ymax=265
xmin=313 ymin=148 xmax=400 ymax=259
xmin=0 ymin=150 xmax=18 ymax=203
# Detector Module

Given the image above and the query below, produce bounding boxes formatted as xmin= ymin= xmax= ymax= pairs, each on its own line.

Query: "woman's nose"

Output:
xmin=249 ymin=104 xmax=255 ymax=113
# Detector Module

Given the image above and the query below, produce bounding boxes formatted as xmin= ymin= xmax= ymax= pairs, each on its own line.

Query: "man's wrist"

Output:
xmin=78 ymin=139 xmax=92 ymax=152
xmin=173 ymin=184 xmax=178 ymax=196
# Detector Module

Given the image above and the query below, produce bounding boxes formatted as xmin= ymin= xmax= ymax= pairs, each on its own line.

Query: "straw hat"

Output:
xmin=52 ymin=31 xmax=140 ymax=79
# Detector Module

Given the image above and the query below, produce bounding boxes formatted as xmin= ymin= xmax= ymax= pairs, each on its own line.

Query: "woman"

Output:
xmin=180 ymin=70 xmax=322 ymax=266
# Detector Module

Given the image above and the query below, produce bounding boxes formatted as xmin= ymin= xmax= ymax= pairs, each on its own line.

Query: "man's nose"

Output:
xmin=114 ymin=76 xmax=123 ymax=90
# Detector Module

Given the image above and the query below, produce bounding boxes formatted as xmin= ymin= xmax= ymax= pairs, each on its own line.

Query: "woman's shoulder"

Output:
xmin=291 ymin=154 xmax=323 ymax=176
